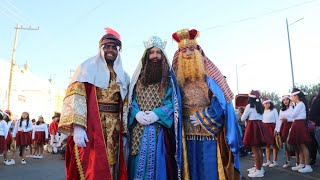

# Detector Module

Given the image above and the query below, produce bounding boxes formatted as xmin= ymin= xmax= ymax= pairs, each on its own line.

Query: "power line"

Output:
xmin=0 ymin=1 xmax=28 ymax=25
xmin=87 ymin=0 xmax=106 ymax=15
xmin=202 ymin=0 xmax=319 ymax=32
xmin=3 ymin=0 xmax=33 ymax=24
xmin=0 ymin=7 xmax=19 ymax=23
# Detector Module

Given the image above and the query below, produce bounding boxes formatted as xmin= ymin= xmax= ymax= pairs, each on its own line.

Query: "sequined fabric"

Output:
xmin=181 ymin=80 xmax=213 ymax=136
xmin=130 ymin=81 xmax=163 ymax=155
xmin=96 ymin=70 xmax=121 ymax=165
xmin=59 ymin=82 xmax=87 ymax=135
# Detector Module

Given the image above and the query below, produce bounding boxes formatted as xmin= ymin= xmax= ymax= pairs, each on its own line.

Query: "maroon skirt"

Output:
xmin=0 ymin=136 xmax=7 ymax=153
xmin=243 ymin=120 xmax=272 ymax=148
xmin=287 ymin=120 xmax=311 ymax=145
xmin=264 ymin=123 xmax=276 ymax=146
xmin=6 ymin=133 xmax=12 ymax=145
xmin=35 ymin=131 xmax=46 ymax=145
xmin=280 ymin=121 xmax=293 ymax=142
xmin=16 ymin=131 xmax=32 ymax=146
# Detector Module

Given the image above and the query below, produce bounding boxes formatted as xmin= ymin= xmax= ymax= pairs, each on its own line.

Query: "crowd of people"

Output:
xmin=0 ymin=111 xmax=65 ymax=165
xmin=1 ymin=26 xmax=319 ymax=180
xmin=57 ymin=27 xmax=241 ymax=180
xmin=237 ymin=88 xmax=320 ymax=177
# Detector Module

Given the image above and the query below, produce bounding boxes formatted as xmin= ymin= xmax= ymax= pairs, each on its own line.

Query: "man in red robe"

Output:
xmin=58 ymin=27 xmax=130 ymax=180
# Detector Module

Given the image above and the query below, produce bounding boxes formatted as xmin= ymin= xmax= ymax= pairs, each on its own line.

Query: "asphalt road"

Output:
xmin=240 ymin=149 xmax=320 ymax=179
xmin=0 ymin=152 xmax=65 ymax=180
xmin=1 ymin=148 xmax=320 ymax=179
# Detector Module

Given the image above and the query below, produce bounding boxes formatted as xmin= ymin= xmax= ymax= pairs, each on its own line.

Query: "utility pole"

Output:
xmin=7 ymin=24 xmax=39 ymax=110
xmin=286 ymin=18 xmax=295 ymax=89
xmin=286 ymin=17 xmax=304 ymax=89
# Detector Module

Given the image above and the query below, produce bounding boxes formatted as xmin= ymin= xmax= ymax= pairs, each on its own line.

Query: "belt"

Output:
xmin=98 ymin=102 xmax=120 ymax=113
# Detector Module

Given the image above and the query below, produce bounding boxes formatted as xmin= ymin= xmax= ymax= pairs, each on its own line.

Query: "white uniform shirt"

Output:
xmin=32 ymin=123 xmax=49 ymax=139
xmin=292 ymin=102 xmax=306 ymax=121
xmin=279 ymin=106 xmax=294 ymax=122
xmin=0 ymin=120 xmax=9 ymax=138
xmin=241 ymin=104 xmax=263 ymax=121
xmin=263 ymin=109 xmax=281 ymax=132
xmin=12 ymin=119 xmax=33 ymax=137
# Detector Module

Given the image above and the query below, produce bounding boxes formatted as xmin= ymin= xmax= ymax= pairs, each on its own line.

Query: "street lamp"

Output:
xmin=286 ymin=17 xmax=304 ymax=88
xmin=236 ymin=64 xmax=246 ymax=95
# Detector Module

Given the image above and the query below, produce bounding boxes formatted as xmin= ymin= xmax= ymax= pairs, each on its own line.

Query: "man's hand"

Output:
xmin=145 ymin=111 xmax=160 ymax=124
xmin=135 ymin=111 xmax=149 ymax=126
xmin=73 ymin=125 xmax=89 ymax=147
xmin=189 ymin=115 xmax=200 ymax=126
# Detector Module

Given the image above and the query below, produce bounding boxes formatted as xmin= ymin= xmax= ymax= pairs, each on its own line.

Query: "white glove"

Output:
xmin=135 ymin=111 xmax=149 ymax=126
xmin=190 ymin=115 xmax=200 ymax=126
xmin=73 ymin=125 xmax=89 ymax=147
xmin=145 ymin=111 xmax=160 ymax=124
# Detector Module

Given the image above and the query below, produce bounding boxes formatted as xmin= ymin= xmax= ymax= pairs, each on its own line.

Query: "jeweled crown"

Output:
xmin=172 ymin=29 xmax=199 ymax=48
xmin=143 ymin=36 xmax=167 ymax=50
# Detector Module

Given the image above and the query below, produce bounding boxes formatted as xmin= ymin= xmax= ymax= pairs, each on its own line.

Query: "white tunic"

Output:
xmin=263 ymin=109 xmax=281 ymax=132
xmin=292 ymin=102 xmax=306 ymax=121
xmin=241 ymin=104 xmax=263 ymax=121
xmin=0 ymin=120 xmax=9 ymax=138
xmin=279 ymin=106 xmax=294 ymax=122
xmin=32 ymin=123 xmax=49 ymax=139
xmin=12 ymin=119 xmax=33 ymax=137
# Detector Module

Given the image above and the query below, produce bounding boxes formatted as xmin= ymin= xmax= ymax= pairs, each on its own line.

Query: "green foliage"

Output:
xmin=294 ymin=83 xmax=320 ymax=104
xmin=261 ymin=83 xmax=320 ymax=111
xmin=261 ymin=91 xmax=281 ymax=111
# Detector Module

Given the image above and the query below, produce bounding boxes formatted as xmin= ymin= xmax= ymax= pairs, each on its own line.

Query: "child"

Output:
xmin=279 ymin=95 xmax=295 ymax=168
xmin=2 ymin=110 xmax=15 ymax=165
xmin=29 ymin=119 xmax=36 ymax=157
xmin=49 ymin=116 xmax=59 ymax=146
xmin=288 ymin=88 xmax=313 ymax=173
xmin=32 ymin=116 xmax=49 ymax=159
xmin=262 ymin=97 xmax=281 ymax=168
xmin=0 ymin=112 xmax=9 ymax=162
xmin=242 ymin=90 xmax=271 ymax=178
xmin=12 ymin=112 xmax=33 ymax=165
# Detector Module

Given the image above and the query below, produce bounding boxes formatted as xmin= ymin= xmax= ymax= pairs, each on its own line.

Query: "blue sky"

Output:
xmin=1 ymin=0 xmax=319 ymax=95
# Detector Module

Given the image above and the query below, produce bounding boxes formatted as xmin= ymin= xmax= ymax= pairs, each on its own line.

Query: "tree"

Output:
xmin=261 ymin=91 xmax=281 ymax=111
xmin=294 ymin=83 xmax=320 ymax=105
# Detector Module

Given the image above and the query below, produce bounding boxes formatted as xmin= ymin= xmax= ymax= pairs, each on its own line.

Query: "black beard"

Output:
xmin=105 ymin=59 xmax=115 ymax=65
xmin=143 ymin=60 xmax=162 ymax=85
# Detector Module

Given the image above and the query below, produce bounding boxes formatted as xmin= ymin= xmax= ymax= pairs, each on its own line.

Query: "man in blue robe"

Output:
xmin=128 ymin=36 xmax=181 ymax=180
xmin=172 ymin=29 xmax=242 ymax=180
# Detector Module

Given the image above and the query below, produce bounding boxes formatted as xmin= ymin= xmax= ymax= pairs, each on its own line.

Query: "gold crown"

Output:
xmin=172 ymin=29 xmax=199 ymax=48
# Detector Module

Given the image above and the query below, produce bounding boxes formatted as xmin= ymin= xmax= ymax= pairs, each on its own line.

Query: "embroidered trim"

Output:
xmin=74 ymin=145 xmax=85 ymax=180
xmin=64 ymin=82 xmax=86 ymax=100
xmin=98 ymin=102 xmax=120 ymax=113
xmin=186 ymin=135 xmax=216 ymax=141
xmin=205 ymin=108 xmax=222 ymax=127
xmin=147 ymin=126 xmax=156 ymax=179
xmin=197 ymin=110 xmax=218 ymax=136
xmin=60 ymin=116 xmax=87 ymax=128
xmin=171 ymin=78 xmax=182 ymax=180
xmin=217 ymin=143 xmax=226 ymax=180
xmin=136 ymin=127 xmax=148 ymax=179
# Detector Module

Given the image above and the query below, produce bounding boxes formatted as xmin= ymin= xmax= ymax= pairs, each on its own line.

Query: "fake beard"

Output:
xmin=143 ymin=60 xmax=162 ymax=85
xmin=176 ymin=50 xmax=206 ymax=87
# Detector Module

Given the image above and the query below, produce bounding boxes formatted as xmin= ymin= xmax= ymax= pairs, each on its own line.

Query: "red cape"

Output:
xmin=65 ymin=83 xmax=127 ymax=180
